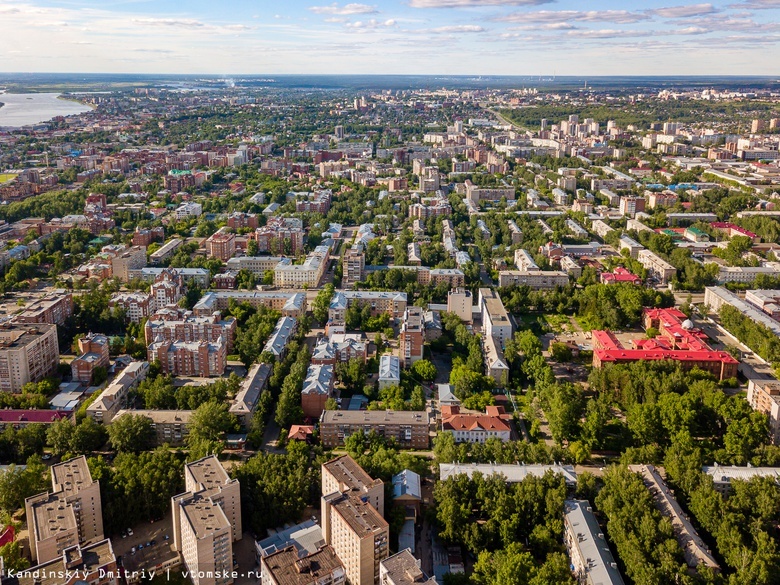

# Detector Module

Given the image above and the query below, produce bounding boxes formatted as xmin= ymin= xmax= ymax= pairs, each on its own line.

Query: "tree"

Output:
xmin=0 ymin=541 xmax=29 ymax=571
xmin=71 ymin=417 xmax=108 ymax=454
xmin=462 ymin=391 xmax=496 ymax=411
xmin=0 ymin=456 xmax=48 ymax=513
xmin=46 ymin=419 xmax=75 ymax=457
xmin=312 ymin=284 xmax=335 ymax=324
xmin=107 ymin=414 xmax=155 ymax=453
xmin=336 ymin=358 xmax=367 ymax=395
xmin=187 ymin=402 xmax=237 ymax=458
xmin=412 ymin=359 xmax=437 ymax=382
xmin=549 ymin=342 xmax=572 ymax=362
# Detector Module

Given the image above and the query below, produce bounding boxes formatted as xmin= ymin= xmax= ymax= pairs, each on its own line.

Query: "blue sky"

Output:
xmin=1 ymin=0 xmax=779 ymax=75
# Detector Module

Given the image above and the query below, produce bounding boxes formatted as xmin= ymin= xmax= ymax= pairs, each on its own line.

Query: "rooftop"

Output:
xmin=321 ymin=409 xmax=427 ymax=426
xmin=257 ymin=520 xmax=326 ymax=558
xmin=381 ymin=549 xmax=436 ymax=585
xmin=323 ymin=455 xmax=382 ymax=494
xmin=51 ymin=455 xmax=94 ymax=497
xmin=16 ymin=540 xmax=116 ymax=585
xmin=179 ymin=492 xmax=231 ymax=538
xmin=439 ymin=463 xmax=577 ymax=486
xmin=263 ymin=545 xmax=345 ymax=585
xmin=325 ymin=492 xmax=389 ymax=537
xmin=185 ymin=455 xmax=232 ymax=497
xmin=564 ymin=499 xmax=625 ymax=585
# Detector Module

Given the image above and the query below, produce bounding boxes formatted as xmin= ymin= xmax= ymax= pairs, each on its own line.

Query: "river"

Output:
xmin=0 ymin=92 xmax=92 ymax=128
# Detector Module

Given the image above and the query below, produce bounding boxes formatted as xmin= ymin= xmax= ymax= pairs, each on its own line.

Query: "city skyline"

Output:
xmin=0 ymin=0 xmax=779 ymax=75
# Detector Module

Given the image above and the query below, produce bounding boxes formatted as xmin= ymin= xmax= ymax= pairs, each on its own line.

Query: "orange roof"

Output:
xmin=442 ymin=414 xmax=510 ymax=433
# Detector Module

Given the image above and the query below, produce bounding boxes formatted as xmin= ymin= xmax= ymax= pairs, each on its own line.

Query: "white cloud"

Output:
xmin=729 ymin=0 xmax=780 ymax=8
xmin=431 ymin=24 xmax=485 ymax=32
xmin=344 ymin=18 xmax=396 ymax=28
xmin=669 ymin=25 xmax=711 ymax=34
xmin=647 ymin=3 xmax=718 ymax=18
xmin=409 ymin=0 xmax=551 ymax=7
xmin=131 ymin=17 xmax=206 ymax=29
xmin=496 ymin=10 xmax=650 ymax=24
xmin=566 ymin=28 xmax=651 ymax=38
xmin=309 ymin=3 xmax=378 ymax=15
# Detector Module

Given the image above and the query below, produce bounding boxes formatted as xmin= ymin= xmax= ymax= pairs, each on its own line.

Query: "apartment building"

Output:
xmin=295 ymin=189 xmax=333 ymax=214
xmin=86 ymin=361 xmax=149 ymax=424
xmin=312 ymin=334 xmax=366 ymax=366
xmin=109 ymin=292 xmax=153 ymax=323
xmin=113 ymin=409 xmax=191 ymax=446
xmin=704 ymin=287 xmax=780 ymax=339
xmin=26 ymin=456 xmax=104 ymax=564
xmin=205 ymin=228 xmax=236 ymax=261
xmin=132 ymin=226 xmax=165 ymax=247
xmin=301 ymin=364 xmax=335 ymax=419
xmin=147 ymin=338 xmax=226 ymax=377
xmin=172 ymin=490 xmax=234 ymax=585
xmin=563 ymin=499 xmax=625 ymax=585
xmin=226 ymin=212 xmax=259 ymax=230
xmin=321 ymin=492 xmax=389 ymax=585
xmin=328 ymin=291 xmax=408 ymax=324
xmin=145 ymin=308 xmax=237 ymax=352
xmin=183 ymin=456 xmax=242 ymax=542
xmin=498 ymin=270 xmax=570 ymax=289
xmin=71 ymin=332 xmax=110 ymax=384
xmin=637 ymin=249 xmax=676 ymax=283
xmin=747 ymin=379 xmax=780 ymax=444
xmin=439 ymin=463 xmax=578 ymax=486
xmin=149 ymin=238 xmax=184 ymax=264
xmin=479 ymin=288 xmax=512 ymax=345
xmin=262 ymin=316 xmax=298 ymax=359
xmin=514 ymin=249 xmax=538 ymax=271
xmin=193 ymin=291 xmax=306 ymax=318
xmin=619 ymin=196 xmax=646 ymax=218
xmin=261 ymin=545 xmax=345 ymax=585
xmin=322 ymin=455 xmax=384 ymax=515
xmin=483 ymin=335 xmax=509 ymax=387
xmin=408 ymin=197 xmax=451 ymax=219
xmin=254 ymin=217 xmax=304 ymax=256
xmin=629 ymin=465 xmax=720 ymax=574
xmin=14 ymin=539 xmax=118 ymax=585
xmin=744 ymin=289 xmax=780 ymax=318
xmin=129 ymin=267 xmax=210 ymax=288
xmin=399 ymin=306 xmax=425 ymax=366
xmin=14 ymin=290 xmax=73 ymax=326
xmin=702 ymin=465 xmax=780 ymax=495
xmin=274 ymin=246 xmax=330 ymax=289
xmin=342 ymin=246 xmax=366 ymax=286
xmin=447 ymin=288 xmax=473 ymax=323
xmin=0 ymin=322 xmax=59 ymax=393
xmin=380 ymin=549 xmax=436 ymax=585
xmin=226 ymin=255 xmax=286 ymax=276
xmin=717 ymin=265 xmax=780 ymax=284
xmin=464 ymin=180 xmax=514 ymax=203
xmin=229 ymin=362 xmax=272 ymax=429
xmin=618 ymin=235 xmax=644 ymax=259
xmin=110 ymin=245 xmax=147 ymax=282
xmin=320 ymin=410 xmax=429 ymax=449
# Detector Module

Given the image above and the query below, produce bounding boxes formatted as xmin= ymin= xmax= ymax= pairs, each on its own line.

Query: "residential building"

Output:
xmin=343 ymin=247 xmax=366 ymax=286
xmin=150 ymin=268 xmax=185 ymax=308
xmin=319 ymin=410 xmax=429 ymax=449
xmin=514 ymin=249 xmax=538 ymax=271
xmin=312 ymin=334 xmax=366 ymax=365
xmin=129 ymin=267 xmax=210 ymax=288
xmin=25 ymin=456 xmax=104 ymax=564
xmin=261 ymin=545 xmax=345 ymax=585
xmin=704 ymin=287 xmax=780 ymax=339
xmin=183 ymin=456 xmax=242 ymax=542
xmin=71 ymin=333 xmax=110 ymax=384
xmin=447 ymin=288 xmax=473 ymax=323
xmin=322 ymin=455 xmax=384 ymax=515
xmin=176 ymin=202 xmax=202 ymax=219
xmin=147 ymin=337 xmax=226 ymax=377
xmin=321 ymin=492 xmax=389 ymax=585
xmin=559 ymin=256 xmax=582 ymax=279
xmin=205 ymin=228 xmax=236 ymax=261
xmin=378 ymin=355 xmax=401 ymax=390
xmin=262 ymin=316 xmax=298 ymax=359
xmin=14 ymin=539 xmax=118 ymax=585
xmin=14 ymin=290 xmax=73 ymax=326
xmin=193 ymin=291 xmax=306 ymax=318
xmin=144 ymin=308 xmax=236 ymax=352
xmin=132 ymin=226 xmax=164 ymax=247
xmin=149 ymin=238 xmax=184 ymax=264
xmin=564 ymin=499 xmax=625 ymax=585
xmin=592 ymin=308 xmax=738 ymax=381
xmin=254 ymin=217 xmax=305 ymax=256
xmin=483 ymin=334 xmax=509 ymax=387
xmin=256 ymin=520 xmax=326 ymax=559
xmin=0 ymin=322 xmax=59 ymax=393
xmin=171 ymin=490 xmax=233 ymax=585
xmin=744 ymin=289 xmax=780 ymax=319
xmin=86 ymin=361 xmax=149 ymax=424
xmin=391 ymin=470 xmax=422 ymax=519
xmin=441 ymin=405 xmax=511 ymax=443
xmin=600 ymin=267 xmax=642 ymax=286
xmin=0 ymin=410 xmax=68 ymax=429
xmin=400 ymin=307 xmax=425 ymax=366
xmin=479 ymin=288 xmax=512 ymax=346
xmin=747 ymin=379 xmax=780 ymax=444
xmin=113 ymin=409 xmax=191 ymax=446
xmin=328 ymin=291 xmax=407 ymax=324
xmin=507 ymin=220 xmax=523 ymax=244
xmin=226 ymin=256 xmax=286 ymax=276
xmin=110 ymin=245 xmax=147 ymax=282
xmin=380 ymin=549 xmax=436 ymax=585
xmin=439 ymin=463 xmax=577 ymax=486
xmin=702 ymin=465 xmax=780 ymax=495
xmin=710 ymin=222 xmax=759 ymax=243
xmin=226 ymin=212 xmax=259 ymax=230
xmin=464 ymin=180 xmax=514 ymax=203
xmin=302 ymin=364 xmax=335 ymax=419
xmin=618 ymin=235 xmax=644 ymax=259
xmin=498 ymin=270 xmax=570 ymax=289
xmin=629 ymin=465 xmax=720 ymax=574
xmin=109 ymin=292 xmax=152 ymax=323
xmin=619 ymin=196 xmax=646 ymax=217
xmin=274 ymin=246 xmax=330 ymax=289
xmin=229 ymin=363 xmax=272 ymax=429
xmin=637 ymin=249 xmax=676 ymax=283
xmin=717 ymin=265 xmax=780 ymax=284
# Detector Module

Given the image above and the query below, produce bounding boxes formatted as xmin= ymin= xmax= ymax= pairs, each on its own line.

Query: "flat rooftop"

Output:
xmin=180 ymin=493 xmax=231 ymax=538
xmin=31 ymin=494 xmax=77 ymax=541
xmin=326 ymin=493 xmax=388 ymax=537
xmin=439 ymin=463 xmax=577 ymax=486
xmin=51 ymin=455 xmax=94 ymax=497
xmin=186 ymin=455 xmax=231 ymax=496
xmin=381 ymin=549 xmax=436 ymax=584
xmin=17 ymin=540 xmax=116 ymax=585
xmin=263 ymin=545 xmax=344 ymax=585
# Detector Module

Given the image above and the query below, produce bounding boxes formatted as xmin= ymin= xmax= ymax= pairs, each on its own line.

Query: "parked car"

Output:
xmin=127 ymin=528 xmax=134 ymax=536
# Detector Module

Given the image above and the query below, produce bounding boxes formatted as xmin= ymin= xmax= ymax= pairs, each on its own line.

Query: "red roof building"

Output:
xmin=600 ymin=267 xmax=642 ymax=286
xmin=0 ymin=410 xmax=69 ymax=428
xmin=592 ymin=308 xmax=739 ymax=380
xmin=442 ymin=406 xmax=511 ymax=443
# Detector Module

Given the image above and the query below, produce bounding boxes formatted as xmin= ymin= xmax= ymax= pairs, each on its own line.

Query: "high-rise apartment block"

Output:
xmin=26 ymin=456 xmax=104 ymax=564
xmin=0 ymin=322 xmax=59 ymax=393
xmin=172 ymin=456 xmax=242 ymax=585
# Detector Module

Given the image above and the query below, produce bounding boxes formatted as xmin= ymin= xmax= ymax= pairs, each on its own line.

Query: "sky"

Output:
xmin=0 ymin=0 xmax=779 ymax=76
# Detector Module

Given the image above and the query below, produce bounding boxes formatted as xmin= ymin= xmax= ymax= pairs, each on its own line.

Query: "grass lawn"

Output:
xmin=543 ymin=313 xmax=571 ymax=333
xmin=575 ymin=314 xmax=600 ymax=332
xmin=0 ymin=174 xmax=16 ymax=184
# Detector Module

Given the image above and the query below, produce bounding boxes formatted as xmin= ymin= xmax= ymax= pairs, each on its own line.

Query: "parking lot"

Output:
xmin=113 ymin=513 xmax=179 ymax=575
